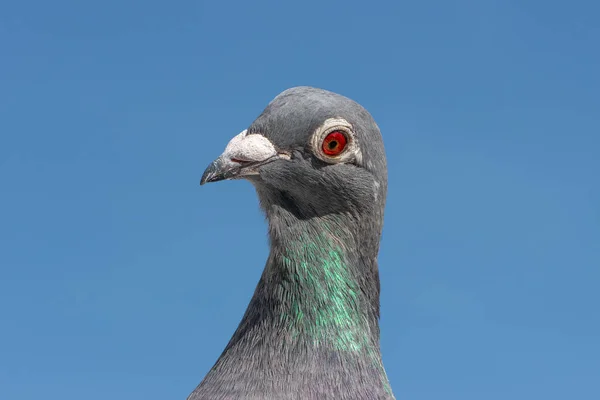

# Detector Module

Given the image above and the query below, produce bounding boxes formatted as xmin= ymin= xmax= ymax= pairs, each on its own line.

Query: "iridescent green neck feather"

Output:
xmin=278 ymin=231 xmax=369 ymax=352
xmin=270 ymin=218 xmax=392 ymax=396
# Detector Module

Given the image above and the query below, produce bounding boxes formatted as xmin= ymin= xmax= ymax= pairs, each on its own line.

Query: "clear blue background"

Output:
xmin=1 ymin=1 xmax=598 ymax=399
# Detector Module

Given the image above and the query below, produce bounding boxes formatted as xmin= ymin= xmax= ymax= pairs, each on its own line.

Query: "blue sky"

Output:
xmin=1 ymin=1 xmax=599 ymax=399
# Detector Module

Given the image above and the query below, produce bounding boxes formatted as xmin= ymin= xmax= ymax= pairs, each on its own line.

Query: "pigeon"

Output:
xmin=191 ymin=87 xmax=394 ymax=400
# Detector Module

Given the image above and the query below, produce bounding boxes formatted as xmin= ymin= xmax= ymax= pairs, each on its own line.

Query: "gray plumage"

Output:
xmin=191 ymin=87 xmax=394 ymax=399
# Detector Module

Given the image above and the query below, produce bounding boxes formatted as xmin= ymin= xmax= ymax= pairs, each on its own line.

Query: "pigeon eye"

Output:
xmin=311 ymin=118 xmax=358 ymax=164
xmin=321 ymin=131 xmax=348 ymax=156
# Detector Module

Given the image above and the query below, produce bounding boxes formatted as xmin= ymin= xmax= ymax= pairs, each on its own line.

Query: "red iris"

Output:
xmin=321 ymin=131 xmax=347 ymax=156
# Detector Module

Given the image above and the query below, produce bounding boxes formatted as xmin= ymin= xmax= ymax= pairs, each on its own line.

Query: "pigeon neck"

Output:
xmin=265 ymin=212 xmax=382 ymax=350
xmin=192 ymin=200 xmax=393 ymax=398
xmin=193 ymin=211 xmax=393 ymax=398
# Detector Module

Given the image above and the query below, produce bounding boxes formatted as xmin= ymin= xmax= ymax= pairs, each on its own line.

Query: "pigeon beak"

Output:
xmin=200 ymin=130 xmax=284 ymax=185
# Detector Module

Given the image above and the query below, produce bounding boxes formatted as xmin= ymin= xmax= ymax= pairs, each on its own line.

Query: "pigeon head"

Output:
xmin=193 ymin=87 xmax=394 ymax=400
xmin=201 ymin=87 xmax=387 ymax=226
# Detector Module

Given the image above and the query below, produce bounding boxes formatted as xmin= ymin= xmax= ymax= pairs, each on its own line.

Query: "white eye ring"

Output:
xmin=310 ymin=118 xmax=358 ymax=164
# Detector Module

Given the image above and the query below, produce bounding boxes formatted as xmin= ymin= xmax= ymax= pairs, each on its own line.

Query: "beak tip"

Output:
xmin=200 ymin=159 xmax=224 ymax=186
xmin=200 ymin=170 xmax=214 ymax=186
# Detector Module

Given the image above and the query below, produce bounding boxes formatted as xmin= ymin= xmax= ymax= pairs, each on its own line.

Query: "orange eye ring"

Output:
xmin=321 ymin=131 xmax=348 ymax=156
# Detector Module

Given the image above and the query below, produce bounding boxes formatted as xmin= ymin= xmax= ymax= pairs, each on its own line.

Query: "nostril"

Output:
xmin=277 ymin=151 xmax=292 ymax=160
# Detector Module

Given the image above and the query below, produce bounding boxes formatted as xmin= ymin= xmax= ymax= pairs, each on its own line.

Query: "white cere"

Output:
xmin=223 ymin=130 xmax=277 ymax=162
